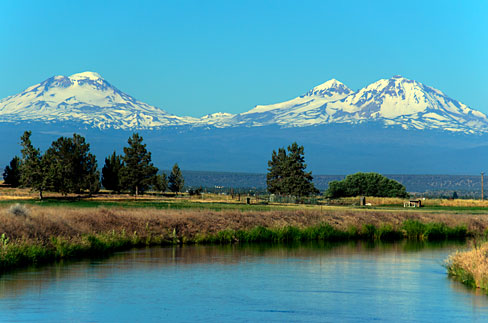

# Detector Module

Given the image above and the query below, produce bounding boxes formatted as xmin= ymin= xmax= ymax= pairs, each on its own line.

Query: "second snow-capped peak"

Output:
xmin=302 ymin=79 xmax=353 ymax=99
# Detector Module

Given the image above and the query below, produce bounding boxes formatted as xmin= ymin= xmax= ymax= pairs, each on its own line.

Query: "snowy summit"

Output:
xmin=0 ymin=72 xmax=487 ymax=133
xmin=0 ymin=71 xmax=197 ymax=129
xmin=221 ymin=76 xmax=488 ymax=133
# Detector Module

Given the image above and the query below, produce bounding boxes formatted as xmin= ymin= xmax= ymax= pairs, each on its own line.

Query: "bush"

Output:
xmin=402 ymin=220 xmax=426 ymax=240
xmin=8 ymin=203 xmax=29 ymax=217
xmin=326 ymin=172 xmax=408 ymax=198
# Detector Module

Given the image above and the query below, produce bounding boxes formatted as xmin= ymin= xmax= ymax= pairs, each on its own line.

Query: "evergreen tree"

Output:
xmin=153 ymin=173 xmax=168 ymax=193
xmin=120 ymin=133 xmax=158 ymax=196
xmin=19 ymin=131 xmax=46 ymax=199
xmin=3 ymin=156 xmax=21 ymax=187
xmin=168 ymin=163 xmax=184 ymax=195
xmin=102 ymin=151 xmax=123 ymax=192
xmin=266 ymin=142 xmax=318 ymax=197
xmin=43 ymin=134 xmax=100 ymax=195
xmin=266 ymin=148 xmax=287 ymax=195
xmin=282 ymin=143 xmax=318 ymax=196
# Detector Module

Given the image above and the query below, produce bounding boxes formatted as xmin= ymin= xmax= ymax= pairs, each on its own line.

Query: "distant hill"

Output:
xmin=181 ymin=171 xmax=483 ymax=196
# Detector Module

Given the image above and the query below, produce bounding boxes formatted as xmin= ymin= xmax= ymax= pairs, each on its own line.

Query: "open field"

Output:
xmin=3 ymin=185 xmax=488 ymax=213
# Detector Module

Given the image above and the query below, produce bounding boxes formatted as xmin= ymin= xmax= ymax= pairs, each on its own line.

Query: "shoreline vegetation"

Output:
xmin=1 ymin=198 xmax=487 ymax=275
xmin=447 ymin=242 xmax=488 ymax=292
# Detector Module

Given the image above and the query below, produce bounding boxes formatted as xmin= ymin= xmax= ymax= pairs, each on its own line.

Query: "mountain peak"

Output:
xmin=69 ymin=71 xmax=103 ymax=81
xmin=303 ymin=79 xmax=352 ymax=98
xmin=0 ymin=71 xmax=198 ymax=130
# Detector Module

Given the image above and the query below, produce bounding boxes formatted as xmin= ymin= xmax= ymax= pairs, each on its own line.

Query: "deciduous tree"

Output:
xmin=326 ymin=172 xmax=408 ymax=198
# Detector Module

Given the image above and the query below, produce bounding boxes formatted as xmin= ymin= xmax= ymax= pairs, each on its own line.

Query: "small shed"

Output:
xmin=404 ymin=200 xmax=422 ymax=208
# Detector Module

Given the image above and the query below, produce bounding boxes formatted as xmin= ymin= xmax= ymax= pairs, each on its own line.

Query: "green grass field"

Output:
xmin=2 ymin=197 xmax=488 ymax=215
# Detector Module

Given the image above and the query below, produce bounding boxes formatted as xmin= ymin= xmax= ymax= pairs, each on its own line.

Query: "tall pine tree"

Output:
xmin=3 ymin=156 xmax=21 ymax=187
xmin=102 ymin=151 xmax=123 ymax=192
xmin=266 ymin=142 xmax=318 ymax=197
xmin=43 ymin=134 xmax=100 ymax=195
xmin=168 ymin=163 xmax=184 ymax=195
xmin=282 ymin=143 xmax=318 ymax=196
xmin=120 ymin=133 xmax=158 ymax=196
xmin=153 ymin=173 xmax=168 ymax=193
xmin=266 ymin=148 xmax=287 ymax=195
xmin=19 ymin=131 xmax=46 ymax=199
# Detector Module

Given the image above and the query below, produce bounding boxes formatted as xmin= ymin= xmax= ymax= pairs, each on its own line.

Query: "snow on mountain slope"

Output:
xmin=0 ymin=72 xmax=197 ymax=129
xmin=196 ymin=112 xmax=236 ymax=127
xmin=322 ymin=75 xmax=488 ymax=133
xmin=223 ymin=75 xmax=488 ymax=133
xmin=1 ymin=72 xmax=487 ymax=134
xmin=229 ymin=79 xmax=353 ymax=127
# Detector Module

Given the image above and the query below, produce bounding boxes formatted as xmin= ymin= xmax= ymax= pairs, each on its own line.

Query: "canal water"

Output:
xmin=1 ymin=241 xmax=487 ymax=322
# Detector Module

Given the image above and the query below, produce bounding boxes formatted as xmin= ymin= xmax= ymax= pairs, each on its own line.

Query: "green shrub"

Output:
xmin=362 ymin=224 xmax=377 ymax=240
xmin=423 ymin=223 xmax=448 ymax=240
xmin=326 ymin=172 xmax=408 ymax=198
xmin=402 ymin=220 xmax=426 ymax=240
xmin=376 ymin=224 xmax=403 ymax=241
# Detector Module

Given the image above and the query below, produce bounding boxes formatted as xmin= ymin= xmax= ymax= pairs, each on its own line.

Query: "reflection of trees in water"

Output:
xmin=0 ymin=240 xmax=467 ymax=299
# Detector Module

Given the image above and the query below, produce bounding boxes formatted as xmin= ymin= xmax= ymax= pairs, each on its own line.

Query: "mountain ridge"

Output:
xmin=1 ymin=72 xmax=487 ymax=134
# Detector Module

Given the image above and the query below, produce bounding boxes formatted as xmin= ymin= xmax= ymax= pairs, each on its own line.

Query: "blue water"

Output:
xmin=1 ymin=241 xmax=487 ymax=322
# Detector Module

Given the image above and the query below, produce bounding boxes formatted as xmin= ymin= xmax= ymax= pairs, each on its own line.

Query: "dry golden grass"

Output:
xmin=2 ymin=205 xmax=488 ymax=244
xmin=329 ymin=196 xmax=488 ymax=208
xmin=447 ymin=242 xmax=488 ymax=291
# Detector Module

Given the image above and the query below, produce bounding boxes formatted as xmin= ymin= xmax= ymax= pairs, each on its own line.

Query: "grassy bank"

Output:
xmin=446 ymin=242 xmax=488 ymax=292
xmin=0 ymin=221 xmax=469 ymax=274
xmin=0 ymin=203 xmax=481 ymax=274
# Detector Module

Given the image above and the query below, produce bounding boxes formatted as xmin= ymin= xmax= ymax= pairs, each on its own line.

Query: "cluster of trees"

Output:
xmin=3 ymin=136 xmax=411 ymax=200
xmin=265 ymin=143 xmax=409 ymax=199
xmin=326 ymin=172 xmax=408 ymax=198
xmin=2 ymin=131 xmax=184 ymax=199
xmin=266 ymin=142 xmax=318 ymax=197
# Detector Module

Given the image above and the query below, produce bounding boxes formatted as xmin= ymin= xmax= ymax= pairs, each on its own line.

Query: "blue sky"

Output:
xmin=1 ymin=0 xmax=486 ymax=117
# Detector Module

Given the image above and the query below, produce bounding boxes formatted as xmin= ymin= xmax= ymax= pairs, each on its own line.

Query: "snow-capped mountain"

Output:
xmin=227 ymin=79 xmax=353 ymax=127
xmin=0 ymin=72 xmax=197 ymax=129
xmin=1 ymin=72 xmax=487 ymax=134
xmin=221 ymin=76 xmax=488 ymax=133
xmin=322 ymin=75 xmax=488 ymax=133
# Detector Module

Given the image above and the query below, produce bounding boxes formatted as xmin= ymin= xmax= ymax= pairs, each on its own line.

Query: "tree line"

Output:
xmin=265 ymin=142 xmax=408 ymax=198
xmin=2 ymin=131 xmax=184 ymax=199
xmin=3 ymin=134 xmax=409 ymax=200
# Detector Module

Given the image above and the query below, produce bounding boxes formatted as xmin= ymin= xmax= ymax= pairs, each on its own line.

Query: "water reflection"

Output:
xmin=0 ymin=240 xmax=487 ymax=322
xmin=0 ymin=240 xmax=470 ymax=298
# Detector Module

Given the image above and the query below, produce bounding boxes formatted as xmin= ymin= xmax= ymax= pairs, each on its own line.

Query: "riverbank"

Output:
xmin=447 ymin=242 xmax=488 ymax=292
xmin=1 ymin=203 xmax=486 ymax=273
